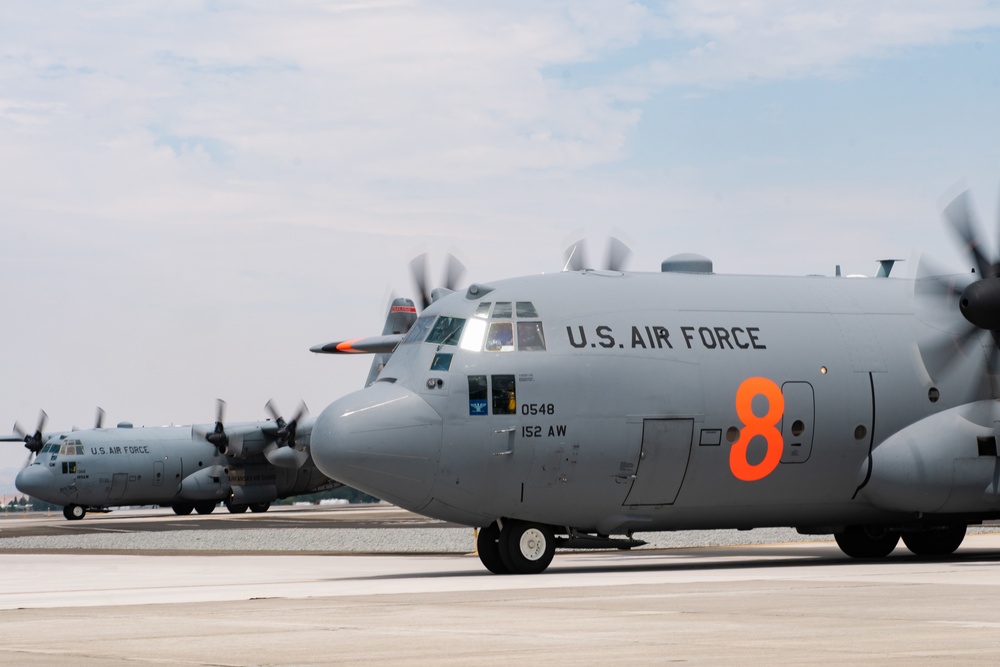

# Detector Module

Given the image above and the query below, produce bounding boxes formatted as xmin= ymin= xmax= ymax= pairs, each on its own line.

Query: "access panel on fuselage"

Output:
xmin=779 ymin=382 xmax=815 ymax=464
xmin=623 ymin=419 xmax=694 ymax=505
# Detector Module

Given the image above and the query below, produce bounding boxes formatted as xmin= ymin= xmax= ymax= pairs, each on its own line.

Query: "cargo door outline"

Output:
xmin=108 ymin=473 xmax=129 ymax=500
xmin=623 ymin=418 xmax=694 ymax=506
xmin=779 ymin=382 xmax=815 ymax=464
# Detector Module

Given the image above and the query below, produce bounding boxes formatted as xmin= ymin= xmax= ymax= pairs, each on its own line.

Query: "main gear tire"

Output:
xmin=901 ymin=525 xmax=966 ymax=556
xmin=477 ymin=522 xmax=511 ymax=574
xmin=835 ymin=525 xmax=900 ymax=559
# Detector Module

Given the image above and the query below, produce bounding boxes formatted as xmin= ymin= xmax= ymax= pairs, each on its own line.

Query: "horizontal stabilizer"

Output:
xmin=310 ymin=334 xmax=404 ymax=355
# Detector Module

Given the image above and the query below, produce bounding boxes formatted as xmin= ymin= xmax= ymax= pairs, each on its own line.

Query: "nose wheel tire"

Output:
xmin=901 ymin=525 xmax=967 ymax=556
xmin=62 ymin=504 xmax=85 ymax=521
xmin=498 ymin=520 xmax=556 ymax=574
xmin=477 ymin=523 xmax=511 ymax=574
xmin=835 ymin=525 xmax=900 ymax=558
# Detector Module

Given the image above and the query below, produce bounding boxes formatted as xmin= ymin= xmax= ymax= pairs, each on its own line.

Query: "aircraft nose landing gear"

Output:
xmin=478 ymin=519 xmax=557 ymax=575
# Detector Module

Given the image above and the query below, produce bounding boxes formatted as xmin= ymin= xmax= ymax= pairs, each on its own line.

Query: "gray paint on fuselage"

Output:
xmin=24 ymin=421 xmax=333 ymax=509
xmin=316 ymin=268 xmax=992 ymax=533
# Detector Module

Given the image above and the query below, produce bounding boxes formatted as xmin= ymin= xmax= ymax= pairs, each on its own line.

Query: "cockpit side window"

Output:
xmin=492 ymin=375 xmax=517 ymax=414
xmin=426 ymin=316 xmax=466 ymax=346
xmin=401 ymin=316 xmax=435 ymax=344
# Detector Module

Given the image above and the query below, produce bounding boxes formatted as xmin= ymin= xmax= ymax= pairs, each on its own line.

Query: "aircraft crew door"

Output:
xmin=779 ymin=382 xmax=816 ymax=464
xmin=623 ymin=419 xmax=694 ymax=506
xmin=108 ymin=473 xmax=129 ymax=501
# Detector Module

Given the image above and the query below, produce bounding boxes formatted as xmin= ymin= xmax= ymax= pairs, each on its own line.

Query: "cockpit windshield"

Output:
xmin=405 ymin=302 xmax=545 ymax=353
xmin=401 ymin=316 xmax=436 ymax=344
xmin=426 ymin=317 xmax=466 ymax=346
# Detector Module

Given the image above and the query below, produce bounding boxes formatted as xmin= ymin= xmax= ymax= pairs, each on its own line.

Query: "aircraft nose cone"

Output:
xmin=15 ymin=464 xmax=55 ymax=500
xmin=311 ymin=382 xmax=442 ymax=511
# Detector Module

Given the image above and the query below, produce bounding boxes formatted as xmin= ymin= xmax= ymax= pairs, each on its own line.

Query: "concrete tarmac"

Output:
xmin=4 ymin=533 xmax=1000 ymax=665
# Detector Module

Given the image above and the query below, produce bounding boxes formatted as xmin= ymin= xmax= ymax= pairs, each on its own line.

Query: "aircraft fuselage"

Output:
xmin=311 ymin=269 xmax=999 ymax=570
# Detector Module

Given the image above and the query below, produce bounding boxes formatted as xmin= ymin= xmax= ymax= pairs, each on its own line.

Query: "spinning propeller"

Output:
xmin=265 ymin=399 xmax=308 ymax=448
xmin=410 ymin=252 xmax=466 ymax=311
xmin=205 ymin=398 xmax=229 ymax=453
xmin=1 ymin=411 xmax=48 ymax=468
xmin=918 ymin=189 xmax=1000 ymax=384
xmin=563 ymin=237 xmax=632 ymax=272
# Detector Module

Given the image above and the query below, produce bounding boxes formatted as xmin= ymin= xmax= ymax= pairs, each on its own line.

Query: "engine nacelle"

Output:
xmin=221 ymin=432 xmax=268 ymax=459
xmin=177 ymin=465 xmax=230 ymax=500
xmin=264 ymin=442 xmax=309 ymax=469
xmin=861 ymin=400 xmax=1000 ymax=514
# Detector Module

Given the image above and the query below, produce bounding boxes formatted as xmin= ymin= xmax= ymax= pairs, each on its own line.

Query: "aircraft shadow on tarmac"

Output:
xmin=345 ymin=545 xmax=1000 ymax=582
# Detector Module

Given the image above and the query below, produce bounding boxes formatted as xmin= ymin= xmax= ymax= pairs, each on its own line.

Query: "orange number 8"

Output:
xmin=730 ymin=377 xmax=785 ymax=482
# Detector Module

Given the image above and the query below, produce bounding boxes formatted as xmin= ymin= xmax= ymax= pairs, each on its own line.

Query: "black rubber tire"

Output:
xmin=249 ymin=502 xmax=271 ymax=513
xmin=835 ymin=525 xmax=900 ymax=558
xmin=172 ymin=503 xmax=194 ymax=516
xmin=63 ymin=504 xmax=85 ymax=521
xmin=226 ymin=503 xmax=249 ymax=514
xmin=194 ymin=501 xmax=217 ymax=515
xmin=477 ymin=523 xmax=511 ymax=574
xmin=498 ymin=520 xmax=556 ymax=574
xmin=902 ymin=525 xmax=967 ymax=556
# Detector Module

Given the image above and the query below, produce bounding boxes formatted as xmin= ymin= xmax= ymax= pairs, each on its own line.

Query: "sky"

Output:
xmin=2 ymin=1 xmax=1000 ymax=494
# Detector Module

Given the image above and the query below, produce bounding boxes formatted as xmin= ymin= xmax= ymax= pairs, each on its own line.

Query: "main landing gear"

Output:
xmin=477 ymin=519 xmax=556 ymax=575
xmin=835 ymin=524 xmax=967 ymax=559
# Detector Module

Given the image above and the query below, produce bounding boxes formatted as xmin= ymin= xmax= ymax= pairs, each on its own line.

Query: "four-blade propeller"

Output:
xmin=917 ymin=189 xmax=1000 ymax=384
xmin=562 ymin=237 xmax=632 ymax=272
xmin=410 ymin=252 xmax=466 ymax=311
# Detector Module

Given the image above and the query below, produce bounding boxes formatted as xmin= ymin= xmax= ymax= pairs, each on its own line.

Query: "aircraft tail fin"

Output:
xmin=365 ymin=298 xmax=417 ymax=386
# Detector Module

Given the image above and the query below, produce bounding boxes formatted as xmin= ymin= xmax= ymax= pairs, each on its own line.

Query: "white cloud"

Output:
xmin=0 ymin=2 xmax=999 ymax=488
xmin=640 ymin=1 xmax=1000 ymax=86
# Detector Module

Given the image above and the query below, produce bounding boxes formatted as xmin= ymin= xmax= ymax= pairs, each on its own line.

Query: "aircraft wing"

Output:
xmin=310 ymin=334 xmax=404 ymax=355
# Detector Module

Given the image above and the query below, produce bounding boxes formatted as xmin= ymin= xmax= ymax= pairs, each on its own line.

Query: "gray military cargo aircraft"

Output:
xmin=7 ymin=401 xmax=336 ymax=520
xmin=308 ymin=191 xmax=1000 ymax=574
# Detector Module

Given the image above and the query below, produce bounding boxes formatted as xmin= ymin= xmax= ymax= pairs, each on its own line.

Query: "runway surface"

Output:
xmin=3 ymin=506 xmax=1000 ymax=665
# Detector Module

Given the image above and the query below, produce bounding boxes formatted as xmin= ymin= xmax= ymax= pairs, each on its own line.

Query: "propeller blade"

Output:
xmin=206 ymin=399 xmax=229 ymax=450
xmin=410 ymin=253 xmax=431 ymax=311
xmin=606 ymin=237 xmax=632 ymax=271
xmin=264 ymin=399 xmax=286 ymax=428
xmin=944 ymin=191 xmax=993 ymax=278
xmin=918 ymin=322 xmax=981 ymax=380
xmin=22 ymin=450 xmax=34 ymax=469
xmin=12 ymin=422 xmax=25 ymax=440
xmin=443 ymin=254 xmax=466 ymax=291
xmin=95 ymin=407 xmax=105 ymax=429
xmin=33 ymin=410 xmax=47 ymax=443
xmin=563 ymin=239 xmax=588 ymax=272
xmin=291 ymin=401 xmax=308 ymax=425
